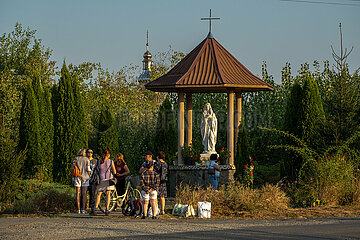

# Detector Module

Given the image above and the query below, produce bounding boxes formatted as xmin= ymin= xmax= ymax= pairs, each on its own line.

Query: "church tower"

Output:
xmin=138 ymin=30 xmax=152 ymax=84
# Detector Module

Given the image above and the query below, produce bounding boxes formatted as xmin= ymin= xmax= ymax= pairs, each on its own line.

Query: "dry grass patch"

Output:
xmin=175 ymin=182 xmax=290 ymax=216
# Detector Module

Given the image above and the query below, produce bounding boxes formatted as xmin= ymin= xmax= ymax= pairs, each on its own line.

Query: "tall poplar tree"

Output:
xmin=301 ymin=74 xmax=326 ymax=149
xmin=283 ymin=80 xmax=303 ymax=137
xmin=18 ymin=80 xmax=41 ymax=176
xmin=282 ymin=80 xmax=303 ymax=179
xmin=31 ymin=74 xmax=54 ymax=180
xmin=53 ymin=62 xmax=87 ymax=184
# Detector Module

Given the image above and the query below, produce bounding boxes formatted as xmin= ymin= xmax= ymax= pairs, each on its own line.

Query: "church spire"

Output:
xmin=138 ymin=30 xmax=152 ymax=84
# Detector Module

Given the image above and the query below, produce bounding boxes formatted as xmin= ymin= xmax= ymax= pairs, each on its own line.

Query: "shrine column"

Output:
xmin=235 ymin=91 xmax=242 ymax=147
xmin=227 ymin=90 xmax=235 ymax=165
xmin=178 ymin=92 xmax=185 ymax=165
xmin=186 ymin=93 xmax=193 ymax=146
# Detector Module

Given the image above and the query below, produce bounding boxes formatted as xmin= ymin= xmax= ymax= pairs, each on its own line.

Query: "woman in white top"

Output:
xmin=73 ymin=148 xmax=91 ymax=214
xmin=208 ymin=154 xmax=221 ymax=189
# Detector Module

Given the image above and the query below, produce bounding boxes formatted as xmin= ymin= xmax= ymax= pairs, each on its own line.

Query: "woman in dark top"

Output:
xmin=154 ymin=151 xmax=168 ymax=215
xmin=114 ymin=153 xmax=130 ymax=196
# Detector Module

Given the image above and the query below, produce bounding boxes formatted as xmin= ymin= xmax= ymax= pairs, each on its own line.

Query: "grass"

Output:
xmin=1 ymin=179 xmax=76 ymax=214
xmin=175 ymin=182 xmax=290 ymax=217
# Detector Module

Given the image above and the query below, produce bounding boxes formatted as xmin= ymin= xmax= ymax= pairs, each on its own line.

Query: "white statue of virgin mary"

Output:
xmin=201 ymin=103 xmax=218 ymax=154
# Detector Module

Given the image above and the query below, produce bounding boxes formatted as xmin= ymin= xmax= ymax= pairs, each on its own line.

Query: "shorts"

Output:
xmin=141 ymin=190 xmax=158 ymax=201
xmin=73 ymin=177 xmax=90 ymax=187
xmin=97 ymin=179 xmax=114 ymax=192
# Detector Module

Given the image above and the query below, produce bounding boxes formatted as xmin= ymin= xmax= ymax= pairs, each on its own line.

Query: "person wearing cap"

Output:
xmin=139 ymin=151 xmax=155 ymax=174
xmin=140 ymin=160 xmax=160 ymax=219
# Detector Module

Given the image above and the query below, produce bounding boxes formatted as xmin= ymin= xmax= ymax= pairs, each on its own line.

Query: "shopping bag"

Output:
xmin=197 ymin=201 xmax=211 ymax=218
xmin=183 ymin=204 xmax=196 ymax=217
xmin=172 ymin=203 xmax=186 ymax=216
xmin=147 ymin=206 xmax=160 ymax=217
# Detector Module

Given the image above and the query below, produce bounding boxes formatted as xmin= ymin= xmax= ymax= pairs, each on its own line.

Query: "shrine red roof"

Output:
xmin=145 ymin=34 xmax=273 ymax=93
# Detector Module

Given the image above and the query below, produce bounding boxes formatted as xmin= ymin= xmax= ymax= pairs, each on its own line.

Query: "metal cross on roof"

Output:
xmin=201 ymin=9 xmax=220 ymax=33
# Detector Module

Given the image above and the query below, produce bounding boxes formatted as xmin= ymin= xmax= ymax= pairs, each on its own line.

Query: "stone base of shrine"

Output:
xmin=168 ymin=165 xmax=236 ymax=197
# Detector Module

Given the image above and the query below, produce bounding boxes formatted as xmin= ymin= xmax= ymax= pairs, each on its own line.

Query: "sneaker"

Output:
xmin=76 ymin=210 xmax=81 ymax=214
xmin=141 ymin=215 xmax=146 ymax=219
xmin=152 ymin=216 xmax=157 ymax=219
xmin=81 ymin=210 xmax=87 ymax=214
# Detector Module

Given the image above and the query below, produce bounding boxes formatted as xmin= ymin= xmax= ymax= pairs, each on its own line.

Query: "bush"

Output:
xmin=175 ymin=182 xmax=290 ymax=216
xmin=2 ymin=180 xmax=75 ymax=214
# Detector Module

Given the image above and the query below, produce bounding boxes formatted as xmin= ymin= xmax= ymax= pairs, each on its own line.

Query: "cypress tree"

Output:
xmin=96 ymin=101 xmax=119 ymax=155
xmin=18 ymin=80 xmax=41 ymax=176
xmin=282 ymin=80 xmax=303 ymax=179
xmin=154 ymin=95 xmax=177 ymax=160
xmin=72 ymin=75 xmax=88 ymax=149
xmin=283 ymin=80 xmax=303 ymax=137
xmin=301 ymin=74 xmax=326 ymax=149
xmin=31 ymin=74 xmax=54 ymax=180
xmin=53 ymin=62 xmax=87 ymax=184
xmin=235 ymin=121 xmax=250 ymax=179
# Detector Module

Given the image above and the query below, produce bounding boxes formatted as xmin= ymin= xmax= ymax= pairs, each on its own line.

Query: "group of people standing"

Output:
xmin=72 ymin=148 xmax=130 ymax=216
xmin=72 ymin=148 xmax=168 ymax=219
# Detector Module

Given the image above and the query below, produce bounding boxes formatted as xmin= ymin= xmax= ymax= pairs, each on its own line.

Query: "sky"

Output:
xmin=0 ymin=0 xmax=359 ymax=82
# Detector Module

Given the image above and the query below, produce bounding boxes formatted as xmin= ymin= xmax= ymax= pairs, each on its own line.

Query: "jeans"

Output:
xmin=88 ymin=183 xmax=97 ymax=211
xmin=209 ymin=175 xmax=219 ymax=189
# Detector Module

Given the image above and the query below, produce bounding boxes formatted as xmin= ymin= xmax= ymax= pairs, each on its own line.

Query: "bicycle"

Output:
xmin=98 ymin=181 xmax=142 ymax=213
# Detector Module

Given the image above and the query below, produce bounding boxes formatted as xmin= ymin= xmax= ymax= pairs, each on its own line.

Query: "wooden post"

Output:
xmin=235 ymin=91 xmax=242 ymax=147
xmin=227 ymin=90 xmax=234 ymax=165
xmin=178 ymin=92 xmax=185 ymax=165
xmin=186 ymin=93 xmax=193 ymax=146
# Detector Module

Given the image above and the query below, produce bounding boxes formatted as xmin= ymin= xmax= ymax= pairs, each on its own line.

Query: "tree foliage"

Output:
xmin=18 ymin=80 xmax=41 ymax=176
xmin=153 ymin=95 xmax=177 ymax=162
xmin=53 ymin=62 xmax=87 ymax=184
xmin=95 ymin=101 xmax=119 ymax=154
xmin=235 ymin=121 xmax=250 ymax=178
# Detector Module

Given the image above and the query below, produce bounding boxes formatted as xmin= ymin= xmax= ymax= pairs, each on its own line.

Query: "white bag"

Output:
xmin=147 ymin=206 xmax=160 ymax=217
xmin=183 ymin=204 xmax=196 ymax=217
xmin=172 ymin=203 xmax=196 ymax=217
xmin=172 ymin=203 xmax=186 ymax=216
xmin=198 ymin=201 xmax=211 ymax=218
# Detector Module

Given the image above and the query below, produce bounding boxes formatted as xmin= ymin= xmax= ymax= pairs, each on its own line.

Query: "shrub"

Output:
xmin=11 ymin=188 xmax=75 ymax=214
xmin=175 ymin=182 xmax=290 ymax=216
xmin=2 ymin=180 xmax=75 ymax=214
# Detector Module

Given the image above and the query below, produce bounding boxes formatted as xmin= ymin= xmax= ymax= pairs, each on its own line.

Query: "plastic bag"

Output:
xmin=183 ymin=204 xmax=196 ymax=217
xmin=198 ymin=202 xmax=211 ymax=218
xmin=172 ymin=203 xmax=196 ymax=217
xmin=172 ymin=203 xmax=186 ymax=216
xmin=147 ymin=206 xmax=160 ymax=217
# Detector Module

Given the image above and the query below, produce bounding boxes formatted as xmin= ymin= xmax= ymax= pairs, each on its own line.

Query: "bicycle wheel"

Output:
xmin=129 ymin=187 xmax=142 ymax=200
xmin=98 ymin=187 xmax=118 ymax=213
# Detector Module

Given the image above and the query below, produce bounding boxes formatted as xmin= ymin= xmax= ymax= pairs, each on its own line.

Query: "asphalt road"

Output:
xmin=1 ymin=215 xmax=360 ymax=239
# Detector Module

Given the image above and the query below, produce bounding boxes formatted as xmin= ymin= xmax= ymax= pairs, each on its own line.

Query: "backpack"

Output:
xmin=89 ymin=159 xmax=100 ymax=185
xmin=71 ymin=158 xmax=82 ymax=178
xmin=159 ymin=162 xmax=168 ymax=183
xmin=122 ymin=198 xmax=143 ymax=217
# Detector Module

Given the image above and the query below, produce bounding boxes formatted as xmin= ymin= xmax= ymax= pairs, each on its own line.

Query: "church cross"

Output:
xmin=201 ymin=9 xmax=220 ymax=33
